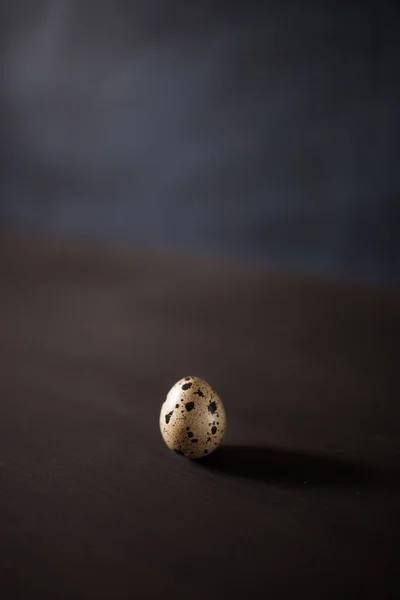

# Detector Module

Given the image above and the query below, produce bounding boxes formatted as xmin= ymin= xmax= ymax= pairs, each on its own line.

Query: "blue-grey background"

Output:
xmin=1 ymin=1 xmax=399 ymax=281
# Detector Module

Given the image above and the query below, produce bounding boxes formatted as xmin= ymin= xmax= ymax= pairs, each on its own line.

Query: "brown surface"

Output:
xmin=0 ymin=235 xmax=399 ymax=599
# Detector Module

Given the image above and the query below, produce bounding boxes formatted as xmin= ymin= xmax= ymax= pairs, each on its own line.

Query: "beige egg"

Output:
xmin=160 ymin=376 xmax=226 ymax=459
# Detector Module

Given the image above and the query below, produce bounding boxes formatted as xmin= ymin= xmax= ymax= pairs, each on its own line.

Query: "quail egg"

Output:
xmin=160 ymin=376 xmax=226 ymax=459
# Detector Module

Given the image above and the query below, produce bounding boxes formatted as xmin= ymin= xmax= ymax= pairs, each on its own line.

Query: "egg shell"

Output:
xmin=160 ymin=376 xmax=226 ymax=459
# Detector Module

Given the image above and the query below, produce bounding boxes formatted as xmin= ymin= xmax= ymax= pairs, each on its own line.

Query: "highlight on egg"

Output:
xmin=160 ymin=376 xmax=226 ymax=459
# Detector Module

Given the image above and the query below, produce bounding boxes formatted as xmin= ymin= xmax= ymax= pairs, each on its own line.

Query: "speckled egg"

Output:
xmin=160 ymin=376 xmax=226 ymax=459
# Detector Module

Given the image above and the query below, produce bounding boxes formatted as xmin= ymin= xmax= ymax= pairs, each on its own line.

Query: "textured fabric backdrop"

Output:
xmin=1 ymin=1 xmax=399 ymax=281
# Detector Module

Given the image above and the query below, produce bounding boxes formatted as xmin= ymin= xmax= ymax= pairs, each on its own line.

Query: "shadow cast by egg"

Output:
xmin=195 ymin=444 xmax=400 ymax=489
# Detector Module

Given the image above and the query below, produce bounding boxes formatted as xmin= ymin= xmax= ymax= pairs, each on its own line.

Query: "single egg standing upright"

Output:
xmin=160 ymin=376 xmax=226 ymax=459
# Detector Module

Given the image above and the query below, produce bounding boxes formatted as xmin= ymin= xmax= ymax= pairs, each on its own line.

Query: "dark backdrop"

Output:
xmin=1 ymin=1 xmax=399 ymax=281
